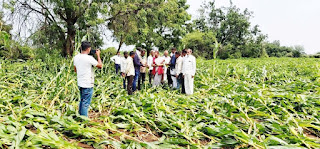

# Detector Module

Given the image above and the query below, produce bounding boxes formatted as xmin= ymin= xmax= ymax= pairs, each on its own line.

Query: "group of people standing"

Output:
xmin=74 ymin=41 xmax=197 ymax=117
xmin=111 ymin=47 xmax=197 ymax=96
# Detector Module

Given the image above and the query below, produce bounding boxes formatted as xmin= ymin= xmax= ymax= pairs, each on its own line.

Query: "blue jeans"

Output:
xmin=78 ymin=87 xmax=93 ymax=117
xmin=132 ymin=70 xmax=140 ymax=92
xmin=115 ymin=64 xmax=120 ymax=74
xmin=123 ymin=77 xmax=126 ymax=89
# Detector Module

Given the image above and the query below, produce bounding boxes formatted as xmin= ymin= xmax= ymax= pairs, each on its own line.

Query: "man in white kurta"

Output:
xmin=147 ymin=50 xmax=155 ymax=84
xmin=120 ymin=52 xmax=129 ymax=89
xmin=182 ymin=49 xmax=196 ymax=95
xmin=152 ymin=51 xmax=165 ymax=87
xmin=162 ymin=50 xmax=171 ymax=83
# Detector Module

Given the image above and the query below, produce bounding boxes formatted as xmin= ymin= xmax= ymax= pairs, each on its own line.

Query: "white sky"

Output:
xmin=187 ymin=0 xmax=320 ymax=54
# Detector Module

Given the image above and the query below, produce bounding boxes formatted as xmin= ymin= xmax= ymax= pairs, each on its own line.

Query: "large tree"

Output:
xmin=193 ymin=1 xmax=267 ymax=59
xmin=4 ymin=0 xmax=108 ymax=57
xmin=106 ymin=0 xmax=191 ymax=53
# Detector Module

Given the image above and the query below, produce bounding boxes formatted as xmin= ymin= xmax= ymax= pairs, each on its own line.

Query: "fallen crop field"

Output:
xmin=0 ymin=57 xmax=320 ymax=148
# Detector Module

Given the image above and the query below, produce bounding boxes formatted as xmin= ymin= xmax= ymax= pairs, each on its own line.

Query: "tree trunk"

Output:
xmin=117 ymin=36 xmax=124 ymax=53
xmin=62 ymin=25 xmax=76 ymax=57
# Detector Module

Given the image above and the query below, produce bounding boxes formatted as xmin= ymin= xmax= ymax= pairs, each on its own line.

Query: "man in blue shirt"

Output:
xmin=133 ymin=47 xmax=144 ymax=92
xmin=168 ymin=47 xmax=177 ymax=87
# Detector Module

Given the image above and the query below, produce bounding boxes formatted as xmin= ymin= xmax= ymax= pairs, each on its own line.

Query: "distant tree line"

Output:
xmin=182 ymin=1 xmax=307 ymax=59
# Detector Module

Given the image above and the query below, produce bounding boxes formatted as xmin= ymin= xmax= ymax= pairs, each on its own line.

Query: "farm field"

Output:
xmin=0 ymin=57 xmax=320 ymax=148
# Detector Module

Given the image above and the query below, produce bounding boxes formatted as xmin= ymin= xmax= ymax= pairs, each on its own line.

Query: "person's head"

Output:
xmin=117 ymin=51 xmax=120 ymax=56
xmin=124 ymin=51 xmax=128 ymax=58
xmin=129 ymin=51 xmax=135 ymax=58
xmin=150 ymin=50 xmax=154 ymax=56
xmin=136 ymin=47 xmax=142 ymax=52
xmin=164 ymin=50 xmax=169 ymax=57
xmin=81 ymin=41 xmax=91 ymax=54
xmin=175 ymin=51 xmax=181 ymax=58
xmin=171 ymin=47 xmax=177 ymax=53
xmin=182 ymin=49 xmax=187 ymax=57
xmin=154 ymin=51 xmax=159 ymax=58
xmin=187 ymin=49 xmax=192 ymax=55
xmin=141 ymin=49 xmax=146 ymax=57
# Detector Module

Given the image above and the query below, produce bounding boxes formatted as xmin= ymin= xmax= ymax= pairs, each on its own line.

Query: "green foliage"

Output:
xmin=107 ymin=0 xmax=191 ymax=52
xmin=188 ymin=1 xmax=306 ymax=59
xmin=0 ymin=57 xmax=320 ymax=148
xmin=0 ymin=30 xmax=34 ymax=60
xmin=4 ymin=0 xmax=108 ymax=57
xmin=182 ymin=31 xmax=216 ymax=59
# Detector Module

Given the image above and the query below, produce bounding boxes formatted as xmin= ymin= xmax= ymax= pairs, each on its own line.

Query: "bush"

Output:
xmin=0 ymin=31 xmax=34 ymax=60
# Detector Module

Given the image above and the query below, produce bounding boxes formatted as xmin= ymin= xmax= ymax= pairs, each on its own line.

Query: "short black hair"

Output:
xmin=81 ymin=41 xmax=91 ymax=51
xmin=171 ymin=47 xmax=177 ymax=51
xmin=129 ymin=51 xmax=135 ymax=56
xmin=175 ymin=51 xmax=181 ymax=55
xmin=123 ymin=51 xmax=128 ymax=55
xmin=182 ymin=49 xmax=187 ymax=54
xmin=136 ymin=47 xmax=142 ymax=51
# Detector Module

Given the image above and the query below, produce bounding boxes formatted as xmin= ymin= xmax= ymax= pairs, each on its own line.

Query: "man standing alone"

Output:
xmin=74 ymin=41 xmax=103 ymax=117
xmin=182 ymin=49 xmax=196 ymax=95
xmin=110 ymin=52 xmax=121 ymax=74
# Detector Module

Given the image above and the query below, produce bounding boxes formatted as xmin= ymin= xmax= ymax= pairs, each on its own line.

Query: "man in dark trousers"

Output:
xmin=124 ymin=51 xmax=135 ymax=95
xmin=168 ymin=47 xmax=177 ymax=87
xmin=138 ymin=50 xmax=147 ymax=90
xmin=120 ymin=51 xmax=129 ymax=89
xmin=132 ymin=47 xmax=143 ymax=92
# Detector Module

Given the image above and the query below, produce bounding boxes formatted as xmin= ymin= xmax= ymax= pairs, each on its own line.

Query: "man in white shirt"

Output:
xmin=182 ymin=49 xmax=196 ymax=95
xmin=138 ymin=50 xmax=147 ymax=90
xmin=73 ymin=41 xmax=103 ymax=117
xmin=147 ymin=50 xmax=155 ymax=84
xmin=152 ymin=51 xmax=165 ymax=87
xmin=163 ymin=50 xmax=171 ymax=84
xmin=124 ymin=51 xmax=135 ymax=95
xmin=110 ymin=52 xmax=121 ymax=74
xmin=120 ymin=51 xmax=129 ymax=89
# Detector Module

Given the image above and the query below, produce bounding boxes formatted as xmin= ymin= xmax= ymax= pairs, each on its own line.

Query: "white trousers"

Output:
xmin=153 ymin=73 xmax=162 ymax=87
xmin=184 ymin=74 xmax=194 ymax=95
xmin=171 ymin=75 xmax=177 ymax=88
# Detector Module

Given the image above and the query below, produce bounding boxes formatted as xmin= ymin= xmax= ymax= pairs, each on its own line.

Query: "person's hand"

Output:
xmin=175 ymin=75 xmax=178 ymax=78
xmin=96 ymin=49 xmax=101 ymax=56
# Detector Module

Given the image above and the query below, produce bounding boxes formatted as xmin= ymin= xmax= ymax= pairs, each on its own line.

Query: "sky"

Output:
xmin=187 ymin=0 xmax=320 ymax=54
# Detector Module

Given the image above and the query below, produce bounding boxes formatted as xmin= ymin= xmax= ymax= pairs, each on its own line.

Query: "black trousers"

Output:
xmin=126 ymin=75 xmax=134 ymax=95
xmin=138 ymin=72 xmax=146 ymax=90
xmin=149 ymin=70 xmax=153 ymax=84
xmin=179 ymin=73 xmax=185 ymax=94
xmin=167 ymin=68 xmax=173 ymax=86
